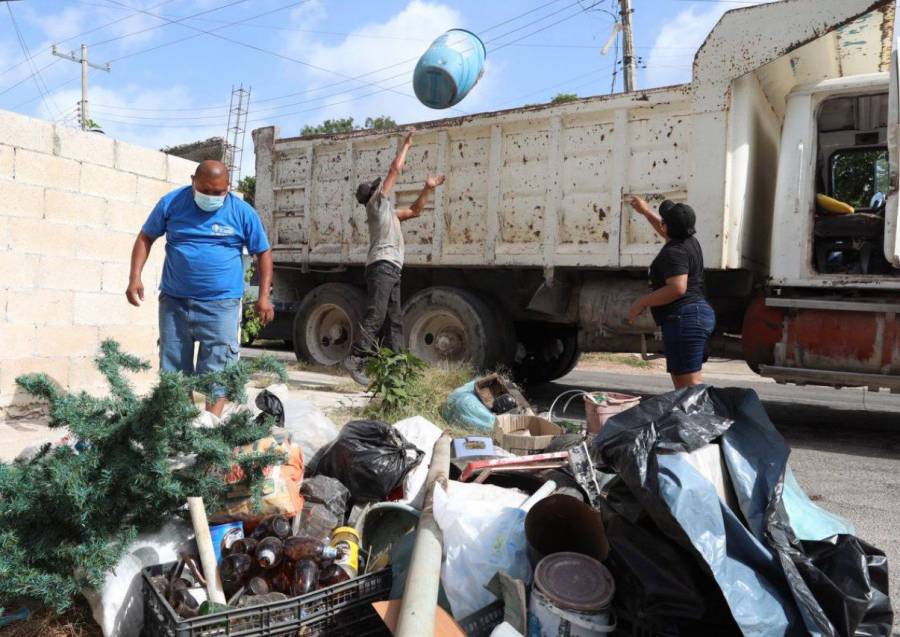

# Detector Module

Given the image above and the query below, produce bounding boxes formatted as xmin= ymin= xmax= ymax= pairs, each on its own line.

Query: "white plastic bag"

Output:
xmin=393 ymin=416 xmax=443 ymax=509
xmin=433 ymin=481 xmax=546 ymax=619
xmin=281 ymin=396 xmax=339 ymax=466
xmin=81 ymin=520 xmax=193 ymax=637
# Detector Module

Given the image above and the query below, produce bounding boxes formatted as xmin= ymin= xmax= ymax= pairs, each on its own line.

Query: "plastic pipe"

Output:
xmin=187 ymin=497 xmax=227 ymax=606
xmin=395 ymin=433 xmax=451 ymax=637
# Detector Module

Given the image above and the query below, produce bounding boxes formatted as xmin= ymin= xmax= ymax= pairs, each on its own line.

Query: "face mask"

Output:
xmin=194 ymin=191 xmax=226 ymax=212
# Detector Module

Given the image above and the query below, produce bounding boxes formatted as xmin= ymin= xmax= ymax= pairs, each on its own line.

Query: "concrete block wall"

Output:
xmin=0 ymin=110 xmax=197 ymax=415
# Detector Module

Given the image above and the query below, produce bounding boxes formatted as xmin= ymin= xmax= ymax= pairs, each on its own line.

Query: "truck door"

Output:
xmin=886 ymin=39 xmax=900 ymax=268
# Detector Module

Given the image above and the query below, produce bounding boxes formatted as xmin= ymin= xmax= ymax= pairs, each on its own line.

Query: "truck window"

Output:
xmin=830 ymin=148 xmax=888 ymax=210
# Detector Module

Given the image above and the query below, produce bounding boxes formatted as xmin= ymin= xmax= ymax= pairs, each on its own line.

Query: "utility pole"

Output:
xmin=225 ymin=84 xmax=251 ymax=189
xmin=51 ymin=44 xmax=111 ymax=130
xmin=619 ymin=0 xmax=637 ymax=92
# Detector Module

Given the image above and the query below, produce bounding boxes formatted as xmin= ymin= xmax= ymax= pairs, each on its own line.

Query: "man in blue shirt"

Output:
xmin=126 ymin=160 xmax=273 ymax=416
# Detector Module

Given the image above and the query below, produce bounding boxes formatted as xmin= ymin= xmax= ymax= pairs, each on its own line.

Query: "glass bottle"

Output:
xmin=291 ymin=559 xmax=320 ymax=596
xmin=256 ymin=536 xmax=284 ymax=569
xmin=283 ymin=536 xmax=340 ymax=563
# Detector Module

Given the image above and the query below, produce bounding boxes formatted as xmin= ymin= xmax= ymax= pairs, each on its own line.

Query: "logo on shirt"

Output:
xmin=211 ymin=223 xmax=236 ymax=236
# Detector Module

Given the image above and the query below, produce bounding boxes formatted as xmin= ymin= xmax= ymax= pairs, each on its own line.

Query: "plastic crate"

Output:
xmin=142 ymin=562 xmax=392 ymax=637
xmin=458 ymin=601 xmax=504 ymax=637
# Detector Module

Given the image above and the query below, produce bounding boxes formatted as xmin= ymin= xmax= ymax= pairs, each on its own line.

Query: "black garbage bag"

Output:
xmin=315 ymin=420 xmax=424 ymax=504
xmin=594 ymin=386 xmax=893 ymax=637
xmin=254 ymin=389 xmax=285 ymax=427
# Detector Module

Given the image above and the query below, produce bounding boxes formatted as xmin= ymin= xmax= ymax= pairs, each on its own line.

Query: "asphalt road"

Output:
xmin=530 ymin=370 xmax=900 ymax=632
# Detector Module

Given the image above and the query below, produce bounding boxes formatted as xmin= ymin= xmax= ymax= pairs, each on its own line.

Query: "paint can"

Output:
xmin=527 ymin=552 xmax=615 ymax=636
xmin=413 ymin=29 xmax=486 ymax=109
xmin=330 ymin=526 xmax=360 ymax=577
xmin=209 ymin=521 xmax=243 ymax=564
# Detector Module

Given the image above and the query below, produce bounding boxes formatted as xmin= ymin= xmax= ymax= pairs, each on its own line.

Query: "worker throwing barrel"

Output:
xmin=626 ymin=196 xmax=716 ymax=388
xmin=343 ymin=133 xmax=445 ymax=385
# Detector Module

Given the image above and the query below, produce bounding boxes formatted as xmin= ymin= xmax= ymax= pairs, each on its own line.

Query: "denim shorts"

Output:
xmin=660 ymin=301 xmax=716 ymax=375
xmin=158 ymin=294 xmax=241 ymax=397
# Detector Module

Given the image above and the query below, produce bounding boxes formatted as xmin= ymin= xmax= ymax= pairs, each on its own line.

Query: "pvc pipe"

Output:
xmin=395 ymin=433 xmax=451 ymax=637
xmin=187 ymin=497 xmax=227 ymax=606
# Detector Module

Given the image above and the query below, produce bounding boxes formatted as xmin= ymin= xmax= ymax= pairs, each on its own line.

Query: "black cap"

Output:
xmin=355 ymin=177 xmax=382 ymax=205
xmin=659 ymin=200 xmax=696 ymax=240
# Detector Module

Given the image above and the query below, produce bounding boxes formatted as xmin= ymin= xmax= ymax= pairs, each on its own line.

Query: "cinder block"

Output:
xmin=0 ymin=356 xmax=69 ymax=402
xmin=167 ymin=154 xmax=197 ymax=184
xmin=35 ymin=325 xmax=99 ymax=358
xmin=15 ymin=149 xmax=80 ymax=190
xmin=0 ymin=324 xmax=36 ymax=359
xmin=44 ymin=189 xmax=107 ymax=226
xmin=81 ymin=163 xmax=137 ymax=202
xmin=101 ymin=261 xmax=131 ymax=293
xmin=6 ymin=289 xmax=73 ymax=325
xmin=0 ymin=251 xmax=36 ymax=287
xmin=37 ymin=256 xmax=103 ymax=291
xmin=137 ymin=177 xmax=176 ymax=207
xmin=67 ymin=356 xmax=109 ymax=395
xmin=0 ymin=179 xmax=44 ymax=219
xmin=7 ymin=218 xmax=78 ymax=256
xmin=0 ymin=111 xmax=55 ymax=154
xmin=73 ymin=291 xmax=143 ymax=326
xmin=99 ymin=325 xmax=158 ymax=360
xmin=106 ymin=201 xmax=150 ymax=233
xmin=0 ymin=145 xmax=14 ymax=179
xmin=76 ymin=230 xmax=135 ymax=262
xmin=55 ymin=125 xmax=115 ymax=167
xmin=115 ymin=141 xmax=167 ymax=180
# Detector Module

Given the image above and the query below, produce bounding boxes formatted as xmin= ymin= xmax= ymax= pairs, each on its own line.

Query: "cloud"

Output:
xmin=643 ymin=0 xmax=776 ymax=89
xmin=274 ymin=0 xmax=491 ymax=130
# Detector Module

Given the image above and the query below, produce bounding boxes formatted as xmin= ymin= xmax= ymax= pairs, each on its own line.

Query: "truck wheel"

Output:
xmin=293 ymin=283 xmax=366 ymax=366
xmin=403 ymin=287 xmax=510 ymax=370
xmin=515 ymin=327 xmax=580 ymax=383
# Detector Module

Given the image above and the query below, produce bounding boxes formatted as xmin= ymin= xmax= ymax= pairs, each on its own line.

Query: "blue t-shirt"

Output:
xmin=142 ymin=186 xmax=270 ymax=301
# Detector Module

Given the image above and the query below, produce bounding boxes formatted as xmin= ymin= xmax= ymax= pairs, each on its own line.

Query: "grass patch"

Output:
xmin=582 ymin=352 xmax=655 ymax=369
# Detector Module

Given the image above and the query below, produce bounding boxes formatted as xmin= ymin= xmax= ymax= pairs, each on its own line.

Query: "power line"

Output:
xmin=91 ymin=0 xmax=602 ymax=125
xmin=5 ymin=3 xmax=61 ymax=120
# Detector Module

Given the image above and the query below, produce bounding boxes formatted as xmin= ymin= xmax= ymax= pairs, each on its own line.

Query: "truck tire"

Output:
xmin=293 ymin=283 xmax=366 ymax=366
xmin=403 ymin=286 xmax=511 ymax=371
xmin=515 ymin=326 xmax=580 ymax=383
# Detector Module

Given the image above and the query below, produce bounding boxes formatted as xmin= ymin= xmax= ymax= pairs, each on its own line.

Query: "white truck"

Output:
xmin=252 ymin=0 xmax=900 ymax=389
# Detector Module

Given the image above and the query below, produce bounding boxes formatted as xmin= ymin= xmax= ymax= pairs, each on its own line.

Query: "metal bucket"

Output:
xmin=413 ymin=29 xmax=486 ymax=109
xmin=527 ymin=553 xmax=615 ymax=636
xmin=524 ymin=494 xmax=609 ymax=568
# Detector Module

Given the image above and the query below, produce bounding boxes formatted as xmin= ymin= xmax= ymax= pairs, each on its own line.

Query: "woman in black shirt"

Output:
xmin=626 ymin=196 xmax=716 ymax=388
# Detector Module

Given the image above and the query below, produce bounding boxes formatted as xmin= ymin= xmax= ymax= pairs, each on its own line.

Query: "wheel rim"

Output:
xmin=407 ymin=309 xmax=470 ymax=364
xmin=304 ymin=303 xmax=354 ymax=365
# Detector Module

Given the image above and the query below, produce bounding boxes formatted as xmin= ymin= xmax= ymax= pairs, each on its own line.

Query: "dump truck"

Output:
xmin=252 ymin=0 xmax=900 ymax=389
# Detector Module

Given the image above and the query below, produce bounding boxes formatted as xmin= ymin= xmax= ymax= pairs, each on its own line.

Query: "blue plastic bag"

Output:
xmin=440 ymin=381 xmax=495 ymax=431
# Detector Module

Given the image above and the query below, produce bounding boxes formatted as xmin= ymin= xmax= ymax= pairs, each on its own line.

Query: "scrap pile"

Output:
xmin=0 ymin=354 xmax=894 ymax=637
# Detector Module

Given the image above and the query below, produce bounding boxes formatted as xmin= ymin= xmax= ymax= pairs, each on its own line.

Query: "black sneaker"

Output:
xmin=342 ymin=355 xmax=369 ymax=386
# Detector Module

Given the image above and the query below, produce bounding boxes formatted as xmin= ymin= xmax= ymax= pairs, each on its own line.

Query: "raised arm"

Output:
xmin=383 ymin=133 xmax=412 ymax=196
xmin=126 ymin=231 xmax=157 ymax=306
xmin=627 ymin=195 xmax=666 ymax=238
xmin=396 ymin=175 xmax=445 ymax=222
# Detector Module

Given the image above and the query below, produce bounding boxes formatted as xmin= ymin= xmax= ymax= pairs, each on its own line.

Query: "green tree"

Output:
xmin=364 ymin=115 xmax=397 ymax=130
xmin=301 ymin=117 xmax=356 ymax=135
xmin=551 ymin=93 xmax=578 ymax=105
xmin=301 ymin=115 xmax=397 ymax=136
xmin=237 ymin=175 xmax=256 ymax=207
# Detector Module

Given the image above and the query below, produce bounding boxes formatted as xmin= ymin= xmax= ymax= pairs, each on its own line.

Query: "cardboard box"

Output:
xmin=493 ymin=415 xmax=562 ymax=456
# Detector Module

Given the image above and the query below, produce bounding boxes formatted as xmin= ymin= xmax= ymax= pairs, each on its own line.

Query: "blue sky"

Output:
xmin=0 ymin=0 xmax=772 ymax=175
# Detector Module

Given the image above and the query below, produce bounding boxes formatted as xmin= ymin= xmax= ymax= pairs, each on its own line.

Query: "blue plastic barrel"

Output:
xmin=413 ymin=29 xmax=486 ymax=109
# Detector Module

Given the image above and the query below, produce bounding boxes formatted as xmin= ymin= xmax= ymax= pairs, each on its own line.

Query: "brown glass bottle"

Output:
xmin=317 ymin=563 xmax=351 ymax=588
xmin=256 ymin=536 xmax=284 ymax=569
xmin=283 ymin=536 xmax=340 ymax=563
xmin=291 ymin=559 xmax=320 ymax=596
xmin=268 ymin=569 xmax=292 ymax=594
xmin=251 ymin=515 xmax=292 ymax=540
xmin=247 ymin=576 xmax=270 ymax=596
xmin=230 ymin=537 xmax=259 ymax=556
xmin=220 ymin=553 xmax=253 ymax=585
